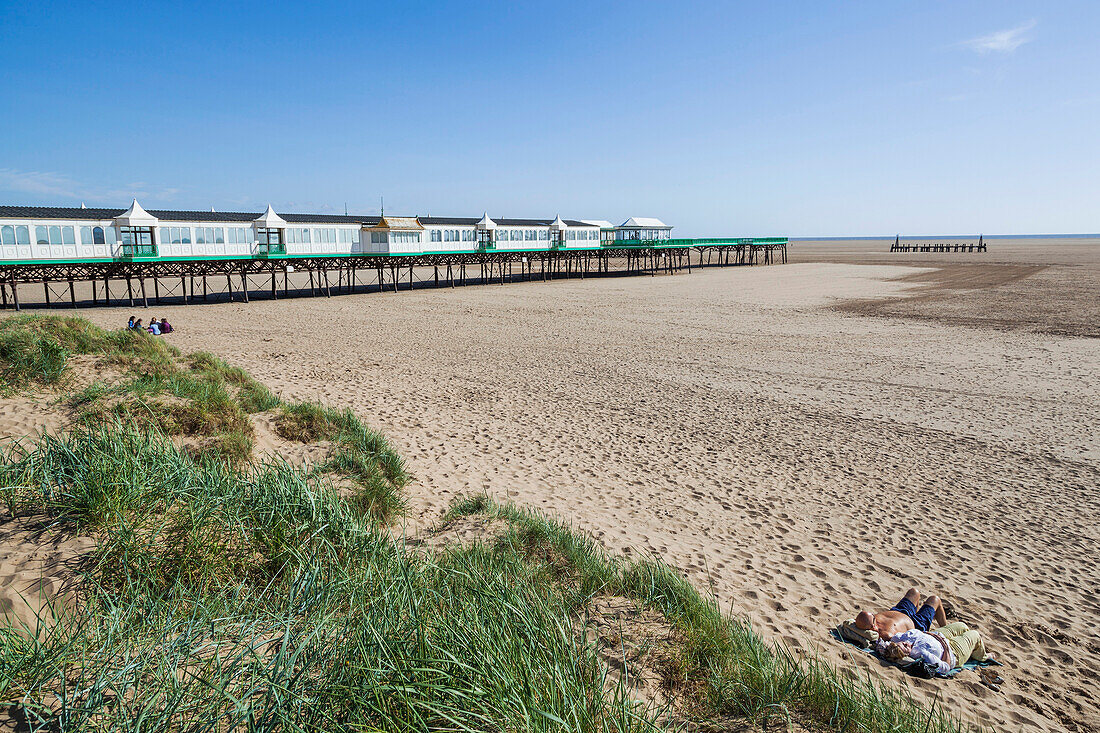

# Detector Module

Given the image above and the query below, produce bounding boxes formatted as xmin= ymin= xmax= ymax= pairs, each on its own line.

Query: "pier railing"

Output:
xmin=609 ymin=237 xmax=788 ymax=248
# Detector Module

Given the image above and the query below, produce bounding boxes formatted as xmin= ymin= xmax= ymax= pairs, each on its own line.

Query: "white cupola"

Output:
xmin=254 ymin=204 xmax=287 ymax=227
xmin=114 ymin=199 xmax=158 ymax=227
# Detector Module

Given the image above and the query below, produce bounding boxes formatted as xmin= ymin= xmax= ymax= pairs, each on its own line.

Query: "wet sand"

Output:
xmin=10 ymin=239 xmax=1100 ymax=731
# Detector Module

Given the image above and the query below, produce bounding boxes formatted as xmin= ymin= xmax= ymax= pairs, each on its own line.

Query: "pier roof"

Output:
xmin=0 ymin=205 xmax=592 ymax=228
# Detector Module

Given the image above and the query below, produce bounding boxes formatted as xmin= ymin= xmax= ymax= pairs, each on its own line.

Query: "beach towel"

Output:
xmin=830 ymin=621 xmax=1003 ymax=679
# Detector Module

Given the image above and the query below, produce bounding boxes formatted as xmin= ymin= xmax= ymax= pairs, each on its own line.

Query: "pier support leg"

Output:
xmin=226 ymin=274 xmax=233 ymax=302
xmin=241 ymin=270 xmax=249 ymax=303
xmin=11 ymin=280 xmax=20 ymax=311
xmin=0 ymin=280 xmax=7 ymax=309
xmin=126 ymin=278 xmax=134 ymax=307
xmin=140 ymin=277 xmax=147 ymax=308
xmin=271 ymin=270 xmax=277 ymax=299
xmin=69 ymin=279 xmax=77 ymax=308
xmin=154 ymin=277 xmax=160 ymax=304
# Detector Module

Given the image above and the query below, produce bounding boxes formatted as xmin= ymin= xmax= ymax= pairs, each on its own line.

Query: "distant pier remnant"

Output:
xmin=890 ymin=235 xmax=987 ymax=253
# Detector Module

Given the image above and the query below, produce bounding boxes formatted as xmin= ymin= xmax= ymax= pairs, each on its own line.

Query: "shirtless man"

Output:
xmin=854 ymin=587 xmax=947 ymax=640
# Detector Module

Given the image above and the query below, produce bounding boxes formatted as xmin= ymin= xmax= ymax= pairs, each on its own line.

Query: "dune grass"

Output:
xmin=0 ymin=315 xmax=973 ymax=732
xmin=0 ymin=315 xmax=407 ymax=523
xmin=0 ymin=426 xmax=656 ymax=732
xmin=443 ymin=498 xmax=973 ymax=733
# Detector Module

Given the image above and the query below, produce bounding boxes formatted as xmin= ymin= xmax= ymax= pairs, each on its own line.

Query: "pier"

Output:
xmin=0 ymin=239 xmax=788 ymax=311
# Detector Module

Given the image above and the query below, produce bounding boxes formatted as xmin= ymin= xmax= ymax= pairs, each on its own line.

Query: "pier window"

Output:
xmin=370 ymin=231 xmax=386 ymax=244
xmin=3 ymin=225 xmax=30 ymax=245
xmin=391 ymin=231 xmax=421 ymax=245
xmin=430 ymin=229 xmax=442 ymax=243
xmin=119 ymin=226 xmax=156 ymax=256
xmin=228 ymin=228 xmax=251 ymax=245
xmin=338 ymin=229 xmax=359 ymax=245
xmin=525 ymin=230 xmax=537 ymax=241
xmin=538 ymin=230 xmax=548 ymax=240
xmin=162 ymin=227 xmax=192 ymax=244
xmin=81 ymin=226 xmax=107 ymax=245
xmin=35 ymin=225 xmax=76 ymax=245
xmin=257 ymin=227 xmax=286 ymax=254
xmin=192 ymin=227 xmax=225 ymax=245
xmin=462 ymin=229 xmax=475 ymax=242
xmin=286 ymin=228 xmax=311 ymax=244
xmin=2 ymin=222 xmax=29 ymax=245
xmin=313 ymin=228 xmax=336 ymax=244
xmin=566 ymin=231 xmax=576 ymax=241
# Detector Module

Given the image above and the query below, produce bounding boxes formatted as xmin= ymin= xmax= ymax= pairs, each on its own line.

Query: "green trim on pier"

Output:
xmin=0 ymin=237 xmax=786 ymax=268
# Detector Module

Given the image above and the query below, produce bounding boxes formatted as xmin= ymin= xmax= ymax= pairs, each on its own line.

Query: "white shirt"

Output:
xmin=890 ymin=629 xmax=954 ymax=674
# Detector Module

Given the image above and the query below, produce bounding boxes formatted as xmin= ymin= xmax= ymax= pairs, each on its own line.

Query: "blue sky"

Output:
xmin=1 ymin=1 xmax=1097 ymax=236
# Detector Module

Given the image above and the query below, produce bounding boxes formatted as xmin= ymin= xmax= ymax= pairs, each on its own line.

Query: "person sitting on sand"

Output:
xmin=855 ymin=587 xmax=947 ymax=640
xmin=127 ymin=316 xmax=136 ymax=329
xmin=880 ymin=622 xmax=994 ymax=676
xmin=148 ymin=319 xmax=161 ymax=335
xmin=160 ymin=318 xmax=173 ymax=334
xmin=133 ymin=318 xmax=144 ymax=331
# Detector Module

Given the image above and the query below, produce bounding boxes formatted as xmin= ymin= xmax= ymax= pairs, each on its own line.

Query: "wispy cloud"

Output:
xmin=961 ymin=20 xmax=1036 ymax=54
xmin=0 ymin=167 xmax=181 ymax=204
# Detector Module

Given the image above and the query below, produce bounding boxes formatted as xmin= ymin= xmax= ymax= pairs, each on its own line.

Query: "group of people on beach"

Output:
xmin=852 ymin=588 xmax=1002 ymax=689
xmin=127 ymin=316 xmax=173 ymax=335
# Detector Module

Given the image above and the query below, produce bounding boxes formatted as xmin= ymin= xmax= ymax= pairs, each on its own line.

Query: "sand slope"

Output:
xmin=27 ymin=246 xmax=1100 ymax=731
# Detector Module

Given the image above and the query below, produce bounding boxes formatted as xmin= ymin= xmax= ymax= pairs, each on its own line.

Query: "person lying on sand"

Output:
xmin=880 ymin=622 xmax=997 ymax=680
xmin=855 ymin=587 xmax=947 ymax=640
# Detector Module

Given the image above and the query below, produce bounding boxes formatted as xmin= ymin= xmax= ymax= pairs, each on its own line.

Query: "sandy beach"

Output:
xmin=12 ymin=240 xmax=1100 ymax=731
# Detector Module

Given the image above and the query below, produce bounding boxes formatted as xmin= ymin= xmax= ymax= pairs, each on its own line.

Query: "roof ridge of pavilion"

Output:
xmin=115 ymin=198 xmax=159 ymax=226
xmin=254 ymin=204 xmax=287 ymax=227
xmin=372 ymin=214 xmax=423 ymax=230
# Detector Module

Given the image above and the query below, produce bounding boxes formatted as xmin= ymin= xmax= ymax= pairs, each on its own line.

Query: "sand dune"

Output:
xmin=18 ymin=242 xmax=1100 ymax=731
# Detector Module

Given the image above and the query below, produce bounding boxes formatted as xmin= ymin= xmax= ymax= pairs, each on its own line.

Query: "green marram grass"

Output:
xmin=444 ymin=497 xmax=974 ymax=733
xmin=0 ymin=426 xmax=657 ymax=732
xmin=0 ymin=314 xmax=406 ymax=522
xmin=0 ymin=315 xmax=975 ymax=732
